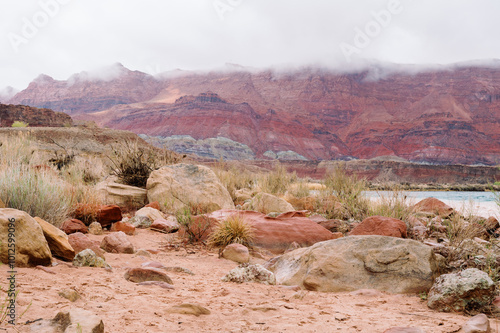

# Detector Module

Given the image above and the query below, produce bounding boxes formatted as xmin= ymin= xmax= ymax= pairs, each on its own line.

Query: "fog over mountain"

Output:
xmin=1 ymin=0 xmax=499 ymax=89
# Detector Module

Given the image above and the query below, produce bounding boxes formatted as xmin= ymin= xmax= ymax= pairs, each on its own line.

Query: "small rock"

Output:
xmin=138 ymin=281 xmax=174 ymax=289
xmin=129 ymin=215 xmax=153 ymax=228
xmin=428 ymin=268 xmax=496 ymax=312
xmin=88 ymin=221 xmax=103 ymax=235
xmin=29 ymin=308 xmax=104 ymax=333
xmin=166 ymin=303 xmax=210 ymax=316
xmin=349 ymin=216 xmax=407 ymax=238
xmin=96 ymin=204 xmax=122 ymax=227
xmin=34 ymin=217 xmax=75 ymax=261
xmin=100 ymin=231 xmax=135 ymax=254
xmin=124 ymin=267 xmax=173 ymax=284
xmin=136 ymin=207 xmax=164 ymax=222
xmin=110 ymin=221 xmax=136 ymax=235
xmin=384 ymin=328 xmax=426 ymax=333
xmin=142 ymin=261 xmax=166 ymax=269
xmin=150 ymin=218 xmax=180 ymax=233
xmin=68 ymin=232 xmax=106 ymax=258
xmin=61 ymin=219 xmax=88 ymax=234
xmin=73 ymin=249 xmax=110 ymax=268
xmin=222 ymin=264 xmax=276 ymax=285
xmin=58 ymin=289 xmax=81 ymax=302
xmin=135 ymin=249 xmax=152 ymax=257
xmin=485 ymin=216 xmax=499 ymax=232
xmin=164 ymin=266 xmax=195 ymax=275
xmin=145 ymin=201 xmax=161 ymax=210
xmin=222 ymin=243 xmax=250 ymax=263
xmin=459 ymin=313 xmax=490 ymax=333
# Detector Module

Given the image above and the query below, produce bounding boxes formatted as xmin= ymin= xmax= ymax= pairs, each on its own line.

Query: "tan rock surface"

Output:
xmin=34 ymin=217 xmax=75 ymax=261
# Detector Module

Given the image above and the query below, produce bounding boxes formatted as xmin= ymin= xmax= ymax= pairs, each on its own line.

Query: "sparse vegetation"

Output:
xmin=176 ymin=205 xmax=214 ymax=244
xmin=369 ymin=188 xmax=415 ymax=224
xmin=107 ymin=139 xmax=182 ymax=188
xmin=211 ymin=161 xmax=255 ymax=202
xmin=11 ymin=121 xmax=28 ymax=127
xmin=259 ymin=163 xmax=297 ymax=195
xmin=208 ymin=214 xmax=255 ymax=249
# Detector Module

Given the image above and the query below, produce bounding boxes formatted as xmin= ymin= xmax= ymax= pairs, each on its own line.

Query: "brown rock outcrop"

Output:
xmin=350 ymin=216 xmax=407 ymax=238
xmin=0 ymin=103 xmax=72 ymax=127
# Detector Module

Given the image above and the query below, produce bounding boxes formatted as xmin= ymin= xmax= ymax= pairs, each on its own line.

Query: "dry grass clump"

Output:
xmin=369 ymin=188 xmax=416 ymax=224
xmin=321 ymin=165 xmax=369 ymax=221
xmin=211 ymin=162 xmax=255 ymax=202
xmin=108 ymin=139 xmax=182 ymax=188
xmin=0 ymin=165 xmax=75 ymax=227
xmin=208 ymin=214 xmax=255 ymax=248
xmin=258 ymin=163 xmax=297 ymax=195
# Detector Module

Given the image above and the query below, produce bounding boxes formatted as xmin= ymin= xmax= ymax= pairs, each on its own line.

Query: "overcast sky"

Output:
xmin=1 ymin=0 xmax=499 ymax=90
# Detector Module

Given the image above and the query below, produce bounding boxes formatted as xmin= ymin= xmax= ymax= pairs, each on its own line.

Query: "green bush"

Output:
xmin=11 ymin=121 xmax=28 ymax=127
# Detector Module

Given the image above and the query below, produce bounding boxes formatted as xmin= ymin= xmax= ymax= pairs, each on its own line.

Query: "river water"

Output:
xmin=365 ymin=191 xmax=499 ymax=218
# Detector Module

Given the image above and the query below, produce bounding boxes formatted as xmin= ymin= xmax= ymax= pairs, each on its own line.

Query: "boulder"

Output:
xmin=0 ymin=209 xmax=52 ymax=267
xmin=34 ymin=217 xmax=75 ymax=261
xmin=413 ymin=197 xmax=455 ymax=217
xmin=427 ymin=268 xmax=495 ymax=312
xmin=61 ymin=219 xmax=88 ymax=234
xmin=96 ymin=176 xmax=147 ymax=208
xmin=135 ymin=207 xmax=164 ymax=222
xmin=110 ymin=221 xmax=136 ymax=235
xmin=100 ymin=231 xmax=135 ymax=254
xmin=68 ymin=232 xmax=105 ymax=258
xmin=222 ymin=264 xmax=276 ymax=285
xmin=29 ymin=308 xmax=104 ymax=333
xmin=485 ymin=216 xmax=499 ymax=232
xmin=222 ymin=243 xmax=250 ymax=263
xmin=208 ymin=210 xmax=338 ymax=253
xmin=130 ymin=215 xmax=153 ymax=228
xmin=247 ymin=192 xmax=294 ymax=214
xmin=72 ymin=249 xmax=110 ymax=268
xmin=459 ymin=314 xmax=490 ymax=333
xmin=125 ymin=267 xmax=173 ymax=284
xmin=150 ymin=218 xmax=180 ymax=233
xmin=96 ymin=205 xmax=122 ymax=227
xmin=349 ymin=216 xmax=407 ymax=238
xmin=267 ymin=235 xmax=437 ymax=293
xmin=146 ymin=163 xmax=235 ymax=213
xmin=88 ymin=221 xmax=103 ymax=235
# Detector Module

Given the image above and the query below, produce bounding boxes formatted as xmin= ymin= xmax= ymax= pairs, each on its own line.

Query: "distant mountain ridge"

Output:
xmin=8 ymin=63 xmax=500 ymax=165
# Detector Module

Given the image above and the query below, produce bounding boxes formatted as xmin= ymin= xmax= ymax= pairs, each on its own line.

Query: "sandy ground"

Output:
xmin=2 ymin=229 xmax=500 ymax=333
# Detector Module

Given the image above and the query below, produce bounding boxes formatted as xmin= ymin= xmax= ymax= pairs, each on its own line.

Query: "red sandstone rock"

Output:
xmin=413 ymin=198 xmax=455 ymax=217
xmin=96 ymin=205 xmax=122 ymax=227
xmin=100 ymin=231 xmax=134 ymax=254
xmin=145 ymin=201 xmax=161 ymax=210
xmin=485 ymin=216 xmax=500 ymax=232
xmin=61 ymin=219 xmax=88 ymax=235
xmin=208 ymin=210 xmax=337 ymax=254
xmin=110 ymin=221 xmax=136 ymax=235
xmin=68 ymin=232 xmax=105 ymax=258
xmin=349 ymin=216 xmax=407 ymax=238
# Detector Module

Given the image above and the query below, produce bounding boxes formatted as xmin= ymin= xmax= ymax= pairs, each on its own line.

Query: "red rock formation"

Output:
xmin=413 ymin=198 xmax=455 ymax=217
xmin=349 ymin=216 xmax=407 ymax=238
xmin=9 ymin=64 xmax=500 ymax=165
xmin=61 ymin=219 xmax=88 ymax=234
xmin=0 ymin=103 xmax=72 ymax=127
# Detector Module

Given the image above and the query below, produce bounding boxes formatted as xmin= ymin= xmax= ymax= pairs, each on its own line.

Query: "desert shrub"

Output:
xmin=369 ymin=188 xmax=415 ymax=223
xmin=0 ymin=165 xmax=75 ymax=227
xmin=211 ymin=162 xmax=255 ymax=202
xmin=322 ymin=165 xmax=369 ymax=220
xmin=208 ymin=214 xmax=254 ymax=248
xmin=288 ymin=180 xmax=311 ymax=198
xmin=0 ymin=136 xmax=38 ymax=168
xmin=107 ymin=139 xmax=182 ymax=188
xmin=61 ymin=155 xmax=105 ymax=186
xmin=11 ymin=121 xmax=28 ymax=127
xmin=258 ymin=163 xmax=297 ymax=195
xmin=175 ymin=206 xmax=213 ymax=244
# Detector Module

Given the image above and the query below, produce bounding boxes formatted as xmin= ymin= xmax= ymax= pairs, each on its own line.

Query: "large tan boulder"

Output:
xmin=34 ymin=217 xmax=75 ymax=261
xmin=208 ymin=210 xmax=338 ymax=253
xmin=0 ymin=209 xmax=52 ymax=267
xmin=96 ymin=176 xmax=147 ymax=208
xmin=267 ymin=235 xmax=437 ymax=293
xmin=247 ymin=192 xmax=295 ymax=214
xmin=146 ymin=164 xmax=234 ymax=213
